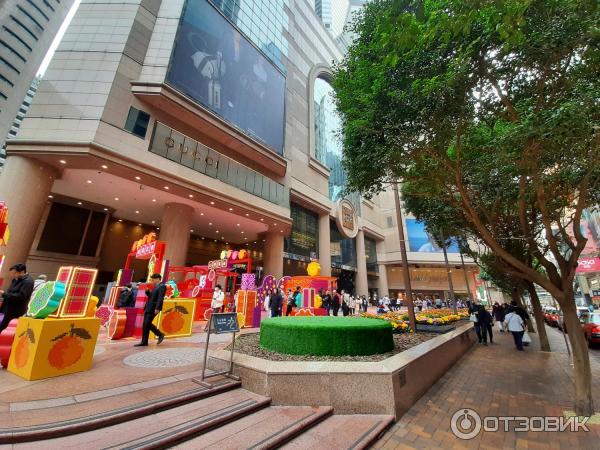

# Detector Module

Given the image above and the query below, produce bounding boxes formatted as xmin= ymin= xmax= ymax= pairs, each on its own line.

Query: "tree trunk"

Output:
xmin=511 ymin=289 xmax=535 ymax=333
xmin=560 ymin=291 xmax=594 ymax=416
xmin=526 ymin=281 xmax=550 ymax=352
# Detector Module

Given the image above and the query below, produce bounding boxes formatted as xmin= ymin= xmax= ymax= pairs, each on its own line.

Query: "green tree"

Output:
xmin=333 ymin=0 xmax=599 ymax=415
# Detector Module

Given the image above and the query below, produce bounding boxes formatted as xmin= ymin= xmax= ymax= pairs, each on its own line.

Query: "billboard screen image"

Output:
xmin=166 ymin=0 xmax=285 ymax=154
xmin=406 ymin=219 xmax=460 ymax=253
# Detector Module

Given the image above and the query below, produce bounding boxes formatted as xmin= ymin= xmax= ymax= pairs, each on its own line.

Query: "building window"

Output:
xmin=365 ymin=237 xmax=379 ymax=273
xmin=313 ymin=76 xmax=346 ymax=201
xmin=124 ymin=106 xmax=150 ymax=138
xmin=330 ymin=220 xmax=357 ymax=269
xmin=37 ymin=202 xmax=106 ymax=255
xmin=284 ymin=203 xmax=319 ymax=260
xmin=387 ymin=216 xmax=394 ymax=228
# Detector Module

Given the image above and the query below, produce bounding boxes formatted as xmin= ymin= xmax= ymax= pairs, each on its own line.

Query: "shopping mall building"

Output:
xmin=0 ymin=0 xmax=480 ymax=300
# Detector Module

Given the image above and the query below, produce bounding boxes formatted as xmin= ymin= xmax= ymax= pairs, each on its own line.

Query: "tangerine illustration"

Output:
xmin=161 ymin=305 xmax=189 ymax=334
xmin=48 ymin=323 xmax=92 ymax=370
xmin=14 ymin=327 xmax=35 ymax=369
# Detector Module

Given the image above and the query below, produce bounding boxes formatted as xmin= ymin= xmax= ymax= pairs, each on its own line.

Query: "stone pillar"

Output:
xmin=159 ymin=203 xmax=193 ymax=267
xmin=0 ymin=156 xmax=56 ymax=287
xmin=318 ymin=212 xmax=331 ymax=276
xmin=376 ymin=241 xmax=389 ymax=296
xmin=263 ymin=231 xmax=284 ymax=278
xmin=355 ymin=229 xmax=368 ymax=297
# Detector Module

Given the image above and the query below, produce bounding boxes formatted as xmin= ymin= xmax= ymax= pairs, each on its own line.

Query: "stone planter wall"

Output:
xmin=208 ymin=323 xmax=476 ymax=418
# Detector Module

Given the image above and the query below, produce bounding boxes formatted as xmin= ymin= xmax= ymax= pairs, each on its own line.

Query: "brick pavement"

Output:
xmin=373 ymin=326 xmax=600 ymax=450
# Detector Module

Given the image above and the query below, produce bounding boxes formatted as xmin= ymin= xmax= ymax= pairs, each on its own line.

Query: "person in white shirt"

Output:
xmin=505 ymin=308 xmax=525 ymax=351
xmin=211 ymin=284 xmax=225 ymax=313
xmin=264 ymin=289 xmax=272 ymax=317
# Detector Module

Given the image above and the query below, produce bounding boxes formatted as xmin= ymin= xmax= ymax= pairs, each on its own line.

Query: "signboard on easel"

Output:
xmin=195 ymin=313 xmax=240 ymax=388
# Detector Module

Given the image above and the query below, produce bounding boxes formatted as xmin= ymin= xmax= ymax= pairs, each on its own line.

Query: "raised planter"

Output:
xmin=415 ymin=324 xmax=456 ymax=333
xmin=260 ymin=317 xmax=394 ymax=356
xmin=208 ymin=322 xmax=476 ymax=419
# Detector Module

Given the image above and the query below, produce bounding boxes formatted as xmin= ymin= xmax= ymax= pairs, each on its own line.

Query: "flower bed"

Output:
xmin=361 ymin=308 xmax=469 ymax=332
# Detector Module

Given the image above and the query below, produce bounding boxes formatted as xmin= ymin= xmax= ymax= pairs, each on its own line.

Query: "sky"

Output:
xmin=37 ymin=0 xmax=82 ymax=76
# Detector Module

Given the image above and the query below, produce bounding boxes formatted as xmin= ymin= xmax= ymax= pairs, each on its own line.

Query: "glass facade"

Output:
xmin=167 ymin=0 xmax=286 ymax=154
xmin=365 ymin=237 xmax=378 ymax=273
xmin=149 ymin=122 xmax=289 ymax=208
xmin=211 ymin=0 xmax=289 ymax=72
xmin=330 ymin=220 xmax=357 ymax=269
xmin=284 ymin=203 xmax=319 ymax=261
xmin=314 ymin=76 xmax=347 ymax=202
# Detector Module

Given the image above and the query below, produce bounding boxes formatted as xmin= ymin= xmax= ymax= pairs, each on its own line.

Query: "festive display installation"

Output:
xmin=0 ymin=202 xmax=9 ymax=286
xmin=7 ymin=265 xmax=100 ymax=380
xmin=259 ymin=317 xmax=394 ymax=356
xmin=150 ymin=299 xmax=196 ymax=339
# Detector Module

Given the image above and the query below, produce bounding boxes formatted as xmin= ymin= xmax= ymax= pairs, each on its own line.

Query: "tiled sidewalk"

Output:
xmin=373 ymin=327 xmax=600 ymax=449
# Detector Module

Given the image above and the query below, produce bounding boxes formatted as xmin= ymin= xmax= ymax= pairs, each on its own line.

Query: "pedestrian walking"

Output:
xmin=211 ymin=284 xmax=225 ymax=313
xmin=492 ymin=302 xmax=505 ymax=333
xmin=322 ymin=290 xmax=332 ymax=315
xmin=505 ymin=307 xmax=526 ymax=351
xmin=286 ymin=286 xmax=300 ymax=316
xmin=0 ymin=264 xmax=34 ymax=334
xmin=270 ymin=288 xmax=283 ymax=317
xmin=134 ymin=273 xmax=165 ymax=347
xmin=332 ymin=290 xmax=341 ymax=316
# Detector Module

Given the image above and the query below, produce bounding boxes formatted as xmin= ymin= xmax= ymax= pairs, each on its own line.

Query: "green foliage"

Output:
xmin=259 ymin=317 xmax=394 ymax=356
xmin=333 ymin=0 xmax=600 ymax=297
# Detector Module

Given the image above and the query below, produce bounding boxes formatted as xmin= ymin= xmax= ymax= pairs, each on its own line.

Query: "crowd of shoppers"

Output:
xmin=471 ymin=300 xmax=531 ymax=351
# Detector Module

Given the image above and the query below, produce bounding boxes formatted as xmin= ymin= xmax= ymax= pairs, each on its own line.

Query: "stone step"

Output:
xmin=173 ymin=405 xmax=334 ymax=450
xmin=0 ymin=379 xmax=241 ymax=444
xmin=12 ymin=386 xmax=271 ymax=449
xmin=280 ymin=414 xmax=395 ymax=450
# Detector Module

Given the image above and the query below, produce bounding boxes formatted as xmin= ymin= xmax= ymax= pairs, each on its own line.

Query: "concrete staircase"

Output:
xmin=4 ymin=379 xmax=393 ymax=449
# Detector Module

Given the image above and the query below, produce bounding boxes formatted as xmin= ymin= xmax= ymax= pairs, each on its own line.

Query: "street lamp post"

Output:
xmin=393 ymin=183 xmax=417 ymax=332
xmin=459 ymin=252 xmax=472 ymax=303
xmin=441 ymin=241 xmax=457 ymax=314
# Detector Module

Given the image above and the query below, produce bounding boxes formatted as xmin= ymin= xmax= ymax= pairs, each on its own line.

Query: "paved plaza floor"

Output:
xmin=373 ymin=325 xmax=600 ymax=449
xmin=1 ymin=316 xmax=599 ymax=449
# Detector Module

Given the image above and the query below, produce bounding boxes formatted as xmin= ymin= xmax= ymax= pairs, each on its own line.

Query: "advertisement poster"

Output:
xmin=166 ymin=0 xmax=286 ymax=154
xmin=406 ymin=219 xmax=460 ymax=253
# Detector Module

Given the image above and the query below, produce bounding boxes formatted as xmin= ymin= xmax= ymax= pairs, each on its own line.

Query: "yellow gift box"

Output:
xmin=8 ymin=317 xmax=100 ymax=381
xmin=151 ymin=298 xmax=196 ymax=339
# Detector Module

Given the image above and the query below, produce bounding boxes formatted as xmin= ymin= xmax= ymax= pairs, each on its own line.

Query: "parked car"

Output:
xmin=557 ymin=307 xmax=590 ymax=333
xmin=580 ymin=312 xmax=600 ymax=347
xmin=545 ymin=309 xmax=560 ymax=327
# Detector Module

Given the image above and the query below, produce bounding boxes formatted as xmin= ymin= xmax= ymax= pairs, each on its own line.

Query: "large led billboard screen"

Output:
xmin=406 ymin=219 xmax=460 ymax=253
xmin=166 ymin=0 xmax=285 ymax=154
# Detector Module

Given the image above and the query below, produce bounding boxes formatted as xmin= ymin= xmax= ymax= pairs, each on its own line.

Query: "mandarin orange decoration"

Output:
xmin=48 ymin=323 xmax=92 ymax=370
xmin=161 ymin=304 xmax=189 ymax=334
xmin=14 ymin=326 xmax=35 ymax=369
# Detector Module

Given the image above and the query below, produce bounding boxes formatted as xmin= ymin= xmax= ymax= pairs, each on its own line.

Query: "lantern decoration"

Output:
xmin=238 ymin=249 xmax=248 ymax=260
xmin=307 ymin=261 xmax=321 ymax=277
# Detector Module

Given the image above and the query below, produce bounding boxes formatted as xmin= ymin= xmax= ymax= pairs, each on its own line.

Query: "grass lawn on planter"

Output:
xmin=259 ymin=316 xmax=394 ymax=356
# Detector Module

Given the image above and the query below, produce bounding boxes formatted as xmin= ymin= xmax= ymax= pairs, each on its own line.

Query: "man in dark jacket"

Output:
xmin=270 ymin=288 xmax=283 ymax=317
xmin=0 ymin=264 xmax=34 ymax=334
xmin=134 ymin=273 xmax=166 ymax=347
xmin=510 ymin=300 xmax=530 ymax=328
xmin=331 ymin=290 xmax=341 ymax=316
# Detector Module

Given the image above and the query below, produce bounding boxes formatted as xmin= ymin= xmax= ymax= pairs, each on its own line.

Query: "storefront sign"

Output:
xmin=576 ymin=257 xmax=600 ymax=273
xmin=208 ymin=259 xmax=228 ymax=270
xmin=335 ymin=199 xmax=358 ymax=239
xmin=136 ymin=240 xmax=157 ymax=259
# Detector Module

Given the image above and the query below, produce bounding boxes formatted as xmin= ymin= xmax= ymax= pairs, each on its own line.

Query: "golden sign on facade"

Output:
xmin=335 ymin=199 xmax=358 ymax=239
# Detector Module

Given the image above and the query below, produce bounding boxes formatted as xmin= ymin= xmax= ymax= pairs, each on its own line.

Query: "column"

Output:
xmin=159 ymin=202 xmax=194 ymax=267
xmin=318 ymin=212 xmax=331 ymax=276
xmin=263 ymin=231 xmax=284 ymax=278
xmin=376 ymin=240 xmax=389 ymax=296
xmin=0 ymin=156 xmax=57 ymax=287
xmin=355 ymin=229 xmax=368 ymax=297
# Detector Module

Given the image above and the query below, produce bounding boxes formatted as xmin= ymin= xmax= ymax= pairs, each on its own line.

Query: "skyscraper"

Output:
xmin=314 ymin=0 xmax=333 ymax=30
xmin=0 ymin=0 xmax=75 ymax=150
